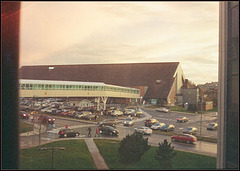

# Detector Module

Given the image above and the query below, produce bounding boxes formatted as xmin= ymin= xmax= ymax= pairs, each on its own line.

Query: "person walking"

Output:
xmin=87 ymin=127 xmax=91 ymax=137
xmin=95 ymin=127 xmax=100 ymax=137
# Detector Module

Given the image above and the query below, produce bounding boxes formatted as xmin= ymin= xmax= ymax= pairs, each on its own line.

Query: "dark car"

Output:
xmin=144 ymin=118 xmax=159 ymax=127
xmin=176 ymin=116 xmax=189 ymax=123
xmin=99 ymin=126 xmax=119 ymax=136
xmin=98 ymin=119 xmax=118 ymax=127
xmin=160 ymin=124 xmax=175 ymax=132
xmin=58 ymin=129 xmax=80 ymax=138
xmin=38 ymin=115 xmax=55 ymax=124
xmin=207 ymin=123 xmax=218 ymax=130
xmin=19 ymin=111 xmax=30 ymax=119
xmin=171 ymin=134 xmax=197 ymax=144
xmin=183 ymin=127 xmax=197 ymax=135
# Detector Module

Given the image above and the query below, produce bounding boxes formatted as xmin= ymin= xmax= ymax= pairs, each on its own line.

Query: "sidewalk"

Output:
xmin=85 ymin=138 xmax=109 ymax=170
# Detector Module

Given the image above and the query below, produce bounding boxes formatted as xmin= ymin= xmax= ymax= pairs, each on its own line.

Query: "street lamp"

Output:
xmin=40 ymin=146 xmax=65 ymax=169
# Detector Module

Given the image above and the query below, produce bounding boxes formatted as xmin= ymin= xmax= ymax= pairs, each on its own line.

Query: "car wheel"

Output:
xmin=186 ymin=140 xmax=190 ymax=144
xmin=172 ymin=138 xmax=176 ymax=142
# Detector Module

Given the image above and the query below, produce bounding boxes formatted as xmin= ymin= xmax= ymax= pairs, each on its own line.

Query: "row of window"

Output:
xmin=19 ymin=83 xmax=139 ymax=94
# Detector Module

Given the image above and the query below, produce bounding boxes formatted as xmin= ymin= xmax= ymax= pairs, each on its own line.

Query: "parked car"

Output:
xmin=75 ymin=111 xmax=92 ymax=118
xmin=82 ymin=114 xmax=96 ymax=120
xmin=99 ymin=126 xmax=119 ymax=136
xmin=144 ymin=118 xmax=159 ymax=127
xmin=123 ymin=117 xmax=135 ymax=126
xmin=98 ymin=119 xmax=118 ymax=127
xmin=160 ymin=124 xmax=175 ymax=132
xmin=58 ymin=129 xmax=80 ymax=138
xmin=176 ymin=116 xmax=189 ymax=123
xmin=111 ymin=110 xmax=124 ymax=117
xmin=171 ymin=134 xmax=197 ymax=144
xmin=124 ymin=109 xmax=136 ymax=116
xmin=183 ymin=127 xmax=198 ymax=135
xmin=68 ymin=111 xmax=77 ymax=117
xmin=135 ymin=109 xmax=143 ymax=117
xmin=19 ymin=111 xmax=30 ymax=119
xmin=151 ymin=122 xmax=166 ymax=130
xmin=207 ymin=123 xmax=218 ymax=130
xmin=107 ymin=107 xmax=117 ymax=115
xmin=38 ymin=115 xmax=55 ymax=124
xmin=60 ymin=111 xmax=71 ymax=116
xmin=155 ymin=107 xmax=169 ymax=113
xmin=134 ymin=126 xmax=152 ymax=135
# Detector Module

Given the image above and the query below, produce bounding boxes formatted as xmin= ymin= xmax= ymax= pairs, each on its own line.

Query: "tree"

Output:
xmin=118 ymin=132 xmax=150 ymax=164
xmin=155 ymin=139 xmax=176 ymax=169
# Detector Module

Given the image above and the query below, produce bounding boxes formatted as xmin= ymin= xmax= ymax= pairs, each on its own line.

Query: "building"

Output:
xmin=19 ymin=62 xmax=186 ymax=106
xmin=198 ymin=82 xmax=218 ymax=107
xmin=218 ymin=1 xmax=239 ymax=169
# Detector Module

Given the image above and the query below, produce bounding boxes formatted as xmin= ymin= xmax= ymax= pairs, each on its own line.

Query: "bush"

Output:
xmin=155 ymin=139 xmax=176 ymax=169
xmin=117 ymin=132 xmax=150 ymax=164
xmin=188 ymin=104 xmax=197 ymax=111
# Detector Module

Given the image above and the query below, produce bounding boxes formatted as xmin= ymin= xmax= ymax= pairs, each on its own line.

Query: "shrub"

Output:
xmin=188 ymin=104 xmax=197 ymax=111
xmin=155 ymin=139 xmax=176 ymax=168
xmin=117 ymin=132 xmax=150 ymax=164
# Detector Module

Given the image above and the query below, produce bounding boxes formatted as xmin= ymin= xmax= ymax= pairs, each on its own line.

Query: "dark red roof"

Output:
xmin=19 ymin=62 xmax=179 ymax=99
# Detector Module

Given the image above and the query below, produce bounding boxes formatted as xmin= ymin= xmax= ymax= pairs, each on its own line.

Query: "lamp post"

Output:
xmin=40 ymin=146 xmax=65 ymax=169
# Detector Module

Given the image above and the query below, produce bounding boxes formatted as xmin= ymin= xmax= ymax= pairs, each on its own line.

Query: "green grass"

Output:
xmin=19 ymin=121 xmax=33 ymax=133
xmin=94 ymin=139 xmax=216 ymax=169
xmin=19 ymin=140 xmax=96 ymax=169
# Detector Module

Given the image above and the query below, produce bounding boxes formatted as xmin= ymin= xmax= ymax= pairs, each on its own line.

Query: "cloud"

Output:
xmin=19 ymin=2 xmax=219 ymax=84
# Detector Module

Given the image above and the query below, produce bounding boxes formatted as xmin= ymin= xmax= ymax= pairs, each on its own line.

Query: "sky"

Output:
xmin=19 ymin=1 xmax=219 ymax=85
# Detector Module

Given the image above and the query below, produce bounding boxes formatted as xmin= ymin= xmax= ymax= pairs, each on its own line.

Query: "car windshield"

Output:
xmin=162 ymin=125 xmax=168 ymax=128
xmin=109 ymin=127 xmax=115 ymax=131
xmin=125 ymin=118 xmax=132 ymax=121
xmin=209 ymin=124 xmax=215 ymax=126
xmin=154 ymin=123 xmax=160 ymax=126
xmin=187 ymin=128 xmax=193 ymax=130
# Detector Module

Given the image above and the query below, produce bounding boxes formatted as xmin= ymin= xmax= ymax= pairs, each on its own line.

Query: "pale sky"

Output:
xmin=19 ymin=1 xmax=219 ymax=84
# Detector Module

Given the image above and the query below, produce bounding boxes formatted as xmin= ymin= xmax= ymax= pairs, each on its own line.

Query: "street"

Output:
xmin=19 ymin=108 xmax=217 ymax=157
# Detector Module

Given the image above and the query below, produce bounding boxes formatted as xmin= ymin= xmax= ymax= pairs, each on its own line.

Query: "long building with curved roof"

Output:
xmin=19 ymin=62 xmax=186 ymax=106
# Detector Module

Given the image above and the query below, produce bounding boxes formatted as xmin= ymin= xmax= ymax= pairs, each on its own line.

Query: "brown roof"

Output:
xmin=19 ymin=62 xmax=180 ymax=99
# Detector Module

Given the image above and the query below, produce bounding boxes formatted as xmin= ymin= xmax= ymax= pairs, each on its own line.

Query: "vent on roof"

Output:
xmin=156 ymin=80 xmax=161 ymax=84
xmin=49 ymin=67 xmax=55 ymax=70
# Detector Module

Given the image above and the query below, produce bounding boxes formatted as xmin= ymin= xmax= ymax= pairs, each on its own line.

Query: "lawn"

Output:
xmin=94 ymin=139 xmax=216 ymax=169
xmin=19 ymin=139 xmax=216 ymax=169
xmin=19 ymin=121 xmax=33 ymax=133
xmin=19 ymin=139 xmax=96 ymax=169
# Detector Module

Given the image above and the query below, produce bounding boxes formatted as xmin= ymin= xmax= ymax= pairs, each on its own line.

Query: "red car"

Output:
xmin=38 ymin=115 xmax=55 ymax=124
xmin=19 ymin=111 xmax=30 ymax=119
xmin=60 ymin=111 xmax=71 ymax=116
xmin=171 ymin=134 xmax=197 ymax=144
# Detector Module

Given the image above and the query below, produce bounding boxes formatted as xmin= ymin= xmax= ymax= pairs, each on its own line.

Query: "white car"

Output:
xmin=151 ymin=122 xmax=166 ymax=130
xmin=123 ymin=117 xmax=135 ymax=126
xmin=134 ymin=126 xmax=152 ymax=135
xmin=155 ymin=107 xmax=169 ymax=113
xmin=111 ymin=110 xmax=124 ymax=117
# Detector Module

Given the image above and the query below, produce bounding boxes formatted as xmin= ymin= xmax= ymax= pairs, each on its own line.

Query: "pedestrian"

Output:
xmin=95 ymin=115 xmax=97 ymax=121
xmin=87 ymin=127 xmax=91 ymax=137
xmin=95 ymin=127 xmax=100 ymax=137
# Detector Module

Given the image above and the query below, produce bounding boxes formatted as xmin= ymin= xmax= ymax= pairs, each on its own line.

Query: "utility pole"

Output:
xmin=40 ymin=146 xmax=65 ymax=169
xmin=200 ymin=98 xmax=203 ymax=140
